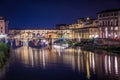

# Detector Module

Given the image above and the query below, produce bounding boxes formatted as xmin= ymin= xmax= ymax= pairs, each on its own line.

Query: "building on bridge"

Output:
xmin=8 ymin=28 xmax=74 ymax=40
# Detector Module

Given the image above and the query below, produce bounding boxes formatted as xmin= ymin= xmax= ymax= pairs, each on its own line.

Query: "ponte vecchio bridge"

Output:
xmin=8 ymin=29 xmax=74 ymax=40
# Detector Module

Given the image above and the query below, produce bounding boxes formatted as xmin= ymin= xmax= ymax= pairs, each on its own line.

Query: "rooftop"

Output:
xmin=0 ymin=17 xmax=5 ymax=20
xmin=9 ymin=27 xmax=57 ymax=30
xmin=97 ymin=8 xmax=120 ymax=14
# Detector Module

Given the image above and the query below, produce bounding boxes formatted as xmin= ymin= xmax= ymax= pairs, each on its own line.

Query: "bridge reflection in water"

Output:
xmin=10 ymin=46 xmax=120 ymax=80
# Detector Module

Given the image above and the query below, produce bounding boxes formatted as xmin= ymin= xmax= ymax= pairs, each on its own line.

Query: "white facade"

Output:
xmin=98 ymin=9 xmax=120 ymax=39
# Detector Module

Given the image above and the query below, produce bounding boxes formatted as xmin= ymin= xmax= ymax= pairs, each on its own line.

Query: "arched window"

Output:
xmin=102 ymin=21 xmax=104 ymax=26
xmin=105 ymin=21 xmax=107 ymax=26
xmin=110 ymin=20 xmax=113 ymax=26
xmin=108 ymin=20 xmax=110 ymax=26
xmin=116 ymin=20 xmax=118 ymax=26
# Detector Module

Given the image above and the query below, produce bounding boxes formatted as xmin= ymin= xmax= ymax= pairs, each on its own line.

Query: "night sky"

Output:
xmin=0 ymin=0 xmax=120 ymax=29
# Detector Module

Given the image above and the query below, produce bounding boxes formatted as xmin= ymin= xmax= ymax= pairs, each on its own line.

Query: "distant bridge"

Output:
xmin=8 ymin=29 xmax=74 ymax=39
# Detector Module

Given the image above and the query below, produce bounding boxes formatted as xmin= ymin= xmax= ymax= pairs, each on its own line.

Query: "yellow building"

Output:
xmin=73 ymin=18 xmax=99 ymax=40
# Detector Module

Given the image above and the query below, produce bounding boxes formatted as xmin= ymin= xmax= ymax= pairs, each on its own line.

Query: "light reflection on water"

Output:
xmin=1 ymin=46 xmax=120 ymax=80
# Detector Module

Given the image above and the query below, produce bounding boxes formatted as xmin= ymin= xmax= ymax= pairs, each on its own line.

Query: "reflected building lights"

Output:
xmin=72 ymin=56 xmax=75 ymax=70
xmin=89 ymin=52 xmax=92 ymax=69
xmin=115 ymin=56 xmax=118 ymax=74
xmin=105 ymin=55 xmax=108 ymax=75
xmin=58 ymin=49 xmax=61 ymax=56
xmin=31 ymin=50 xmax=34 ymax=67
xmin=42 ymin=49 xmax=46 ymax=69
xmin=92 ymin=53 xmax=95 ymax=73
xmin=12 ymin=46 xmax=120 ymax=79
xmin=108 ymin=56 xmax=111 ymax=74
xmin=77 ymin=47 xmax=81 ymax=54
xmin=86 ymin=54 xmax=90 ymax=79
xmin=77 ymin=51 xmax=80 ymax=72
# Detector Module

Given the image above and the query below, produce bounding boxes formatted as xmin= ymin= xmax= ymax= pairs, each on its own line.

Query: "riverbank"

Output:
xmin=73 ymin=39 xmax=120 ymax=54
xmin=0 ymin=42 xmax=10 ymax=68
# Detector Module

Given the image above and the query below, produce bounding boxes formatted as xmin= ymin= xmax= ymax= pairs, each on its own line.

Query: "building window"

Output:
xmin=110 ymin=20 xmax=113 ymax=26
xmin=111 ymin=13 xmax=113 ymax=16
xmin=99 ymin=22 xmax=102 ymax=26
xmin=115 ymin=27 xmax=118 ymax=30
xmin=114 ymin=32 xmax=118 ymax=38
xmin=111 ymin=32 xmax=113 ymax=38
xmin=108 ymin=20 xmax=110 ymax=26
xmin=102 ymin=32 xmax=104 ymax=38
xmin=108 ymin=34 xmax=111 ymax=37
xmin=105 ymin=21 xmax=107 ymax=26
xmin=111 ymin=27 xmax=113 ymax=30
xmin=114 ymin=12 xmax=118 ymax=16
xmin=103 ymin=14 xmax=105 ymax=17
xmin=116 ymin=20 xmax=118 ymax=26
xmin=106 ymin=13 xmax=109 ymax=17
xmin=103 ymin=21 xmax=104 ymax=26
xmin=105 ymin=27 xmax=107 ymax=31
xmin=1 ymin=27 xmax=2 ymax=32
xmin=99 ymin=14 xmax=102 ymax=17
xmin=105 ymin=30 xmax=108 ymax=38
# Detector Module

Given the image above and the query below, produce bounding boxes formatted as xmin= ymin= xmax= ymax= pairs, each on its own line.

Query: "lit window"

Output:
xmin=108 ymin=34 xmax=111 ymax=37
xmin=111 ymin=32 xmax=113 ymax=36
xmin=115 ymin=27 xmax=118 ymax=30
xmin=105 ymin=27 xmax=107 ymax=31
xmin=111 ymin=27 xmax=113 ymax=30
xmin=114 ymin=33 xmax=118 ymax=38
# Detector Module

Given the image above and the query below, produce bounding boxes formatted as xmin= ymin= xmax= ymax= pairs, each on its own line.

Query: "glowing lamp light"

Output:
xmin=53 ymin=45 xmax=65 ymax=49
xmin=45 ymin=41 xmax=48 ymax=44
xmin=0 ymin=34 xmax=7 ymax=38
xmin=94 ymin=35 xmax=98 ymax=38
xmin=89 ymin=35 xmax=92 ymax=38
xmin=108 ymin=34 xmax=111 ymax=37
xmin=42 ymin=39 xmax=46 ymax=43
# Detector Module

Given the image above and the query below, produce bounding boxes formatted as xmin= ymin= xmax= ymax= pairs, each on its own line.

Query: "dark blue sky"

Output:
xmin=0 ymin=0 xmax=120 ymax=28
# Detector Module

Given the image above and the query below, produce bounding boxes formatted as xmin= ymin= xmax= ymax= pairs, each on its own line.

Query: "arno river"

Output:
xmin=0 ymin=46 xmax=120 ymax=80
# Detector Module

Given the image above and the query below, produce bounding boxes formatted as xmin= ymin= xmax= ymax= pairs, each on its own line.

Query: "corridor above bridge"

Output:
xmin=8 ymin=28 xmax=74 ymax=39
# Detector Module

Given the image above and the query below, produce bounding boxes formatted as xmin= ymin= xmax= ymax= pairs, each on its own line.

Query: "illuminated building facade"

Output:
xmin=97 ymin=9 xmax=120 ymax=39
xmin=73 ymin=17 xmax=98 ymax=40
xmin=0 ymin=17 xmax=8 ymax=34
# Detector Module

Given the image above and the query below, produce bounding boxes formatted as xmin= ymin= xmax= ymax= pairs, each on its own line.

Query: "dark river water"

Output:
xmin=0 ymin=46 xmax=120 ymax=80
